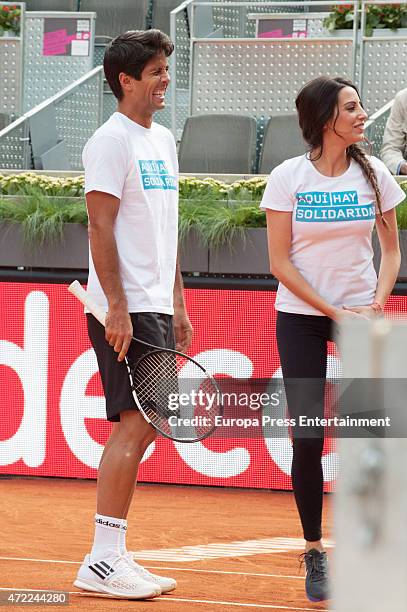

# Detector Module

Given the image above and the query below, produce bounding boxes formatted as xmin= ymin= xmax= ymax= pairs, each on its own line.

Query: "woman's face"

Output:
xmin=325 ymin=86 xmax=368 ymax=145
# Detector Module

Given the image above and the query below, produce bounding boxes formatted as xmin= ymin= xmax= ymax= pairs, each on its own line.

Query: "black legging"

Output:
xmin=276 ymin=310 xmax=335 ymax=542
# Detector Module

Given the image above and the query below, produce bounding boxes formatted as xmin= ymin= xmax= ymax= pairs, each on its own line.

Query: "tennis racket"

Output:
xmin=68 ymin=280 xmax=222 ymax=442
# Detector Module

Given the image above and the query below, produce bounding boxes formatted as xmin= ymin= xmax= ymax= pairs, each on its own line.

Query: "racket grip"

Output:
xmin=68 ymin=280 xmax=106 ymax=327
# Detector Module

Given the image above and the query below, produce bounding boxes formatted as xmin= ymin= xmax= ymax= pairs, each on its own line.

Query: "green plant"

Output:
xmin=396 ymin=182 xmax=407 ymax=229
xmin=178 ymin=198 xmax=218 ymax=243
xmin=323 ymin=4 xmax=355 ymax=31
xmin=179 ymin=199 xmax=266 ymax=250
xmin=0 ymin=188 xmax=87 ymax=245
xmin=0 ymin=4 xmax=21 ymax=36
xmin=323 ymin=3 xmax=407 ymax=36
xmin=367 ymin=3 xmax=407 ymax=32
xmin=0 ymin=172 xmax=85 ymax=197
xmin=0 ymin=175 xmax=405 ymax=247
xmin=179 ymin=177 xmax=230 ymax=200
xmin=228 ymin=177 xmax=268 ymax=201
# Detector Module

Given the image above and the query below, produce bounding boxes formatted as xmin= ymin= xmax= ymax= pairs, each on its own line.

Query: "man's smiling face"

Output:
xmin=121 ymin=52 xmax=170 ymax=118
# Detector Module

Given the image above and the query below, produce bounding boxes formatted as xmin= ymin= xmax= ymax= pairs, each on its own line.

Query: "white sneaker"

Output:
xmin=126 ymin=552 xmax=177 ymax=593
xmin=74 ymin=554 xmax=161 ymax=599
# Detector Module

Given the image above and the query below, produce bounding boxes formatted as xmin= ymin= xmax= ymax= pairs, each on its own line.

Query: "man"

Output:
xmin=381 ymin=87 xmax=407 ymax=175
xmin=74 ymin=29 xmax=193 ymax=599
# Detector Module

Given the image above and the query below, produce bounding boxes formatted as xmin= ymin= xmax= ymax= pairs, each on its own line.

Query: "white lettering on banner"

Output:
xmin=60 ymin=349 xmax=107 ymax=469
xmin=60 ymin=349 xmax=154 ymax=468
xmin=264 ymin=357 xmax=340 ymax=481
xmin=0 ymin=288 xmax=341 ymax=484
xmin=0 ymin=292 xmax=49 ymax=468
xmin=321 ymin=355 xmax=340 ymax=481
xmin=174 ymin=350 xmax=252 ymax=477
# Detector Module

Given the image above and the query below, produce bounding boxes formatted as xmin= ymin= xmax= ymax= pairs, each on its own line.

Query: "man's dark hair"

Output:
xmin=104 ymin=29 xmax=174 ymax=100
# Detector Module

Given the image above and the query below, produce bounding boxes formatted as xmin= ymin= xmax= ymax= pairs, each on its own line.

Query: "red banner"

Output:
xmin=1 ymin=282 xmax=406 ymax=490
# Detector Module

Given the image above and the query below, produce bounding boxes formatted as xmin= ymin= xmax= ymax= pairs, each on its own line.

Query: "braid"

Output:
xmin=347 ymin=144 xmax=388 ymax=228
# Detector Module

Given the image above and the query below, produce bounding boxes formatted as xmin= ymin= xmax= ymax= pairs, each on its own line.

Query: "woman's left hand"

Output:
xmin=342 ymin=305 xmax=378 ymax=319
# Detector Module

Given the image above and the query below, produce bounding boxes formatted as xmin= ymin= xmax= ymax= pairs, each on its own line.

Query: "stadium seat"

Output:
xmin=80 ymin=0 xmax=149 ymax=37
xmin=0 ymin=113 xmax=10 ymax=131
xmin=258 ymin=114 xmax=306 ymax=174
xmin=152 ymin=0 xmax=184 ymax=35
xmin=29 ymin=105 xmax=71 ymax=170
xmin=178 ymin=114 xmax=257 ymax=174
xmin=25 ymin=1 xmax=77 ymax=9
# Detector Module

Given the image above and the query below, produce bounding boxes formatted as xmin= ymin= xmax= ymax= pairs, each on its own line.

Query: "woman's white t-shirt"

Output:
xmin=83 ymin=112 xmax=178 ymax=314
xmin=260 ymin=154 xmax=405 ymax=315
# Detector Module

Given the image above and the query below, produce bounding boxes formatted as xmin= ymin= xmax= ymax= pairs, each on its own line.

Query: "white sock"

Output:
xmin=119 ymin=521 xmax=127 ymax=556
xmin=90 ymin=514 xmax=128 ymax=562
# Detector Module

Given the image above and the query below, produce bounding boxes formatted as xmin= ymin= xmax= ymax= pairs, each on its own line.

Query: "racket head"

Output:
xmin=125 ymin=348 xmax=223 ymax=442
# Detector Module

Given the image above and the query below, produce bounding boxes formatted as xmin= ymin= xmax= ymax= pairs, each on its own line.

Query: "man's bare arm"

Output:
xmin=173 ymin=257 xmax=193 ymax=353
xmin=86 ymin=190 xmax=132 ymax=361
xmin=381 ymin=94 xmax=407 ymax=175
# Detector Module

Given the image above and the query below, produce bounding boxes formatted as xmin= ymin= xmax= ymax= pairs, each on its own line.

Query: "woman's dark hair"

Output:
xmin=295 ymin=76 xmax=385 ymax=223
xmin=104 ymin=29 xmax=174 ymax=101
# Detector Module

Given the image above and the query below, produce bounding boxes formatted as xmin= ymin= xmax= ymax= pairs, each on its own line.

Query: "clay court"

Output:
xmin=0 ymin=477 xmax=333 ymax=611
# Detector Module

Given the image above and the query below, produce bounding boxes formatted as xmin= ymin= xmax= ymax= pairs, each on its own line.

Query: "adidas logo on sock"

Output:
xmin=89 ymin=560 xmax=115 ymax=580
xmin=95 ymin=518 xmax=126 ymax=529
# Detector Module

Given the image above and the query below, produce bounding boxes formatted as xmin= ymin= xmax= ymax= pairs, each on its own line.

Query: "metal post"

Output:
xmin=97 ymin=69 xmax=104 ymax=128
xmin=170 ymin=7 xmax=177 ymax=138
xmin=351 ymin=0 xmax=359 ymax=84
xmin=22 ymin=119 xmax=31 ymax=169
xmin=146 ymin=0 xmax=154 ymax=29
xmin=19 ymin=1 xmax=25 ymax=117
xmin=170 ymin=0 xmax=194 ymax=139
xmin=358 ymin=0 xmax=367 ymax=96
xmin=188 ymin=2 xmax=195 ymax=120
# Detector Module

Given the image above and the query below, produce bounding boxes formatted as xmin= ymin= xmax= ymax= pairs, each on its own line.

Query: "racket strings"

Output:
xmin=133 ymin=351 xmax=182 ymax=421
xmin=134 ymin=352 xmax=180 ymax=406
xmin=130 ymin=349 xmax=222 ymax=440
xmin=135 ymin=351 xmax=182 ymax=391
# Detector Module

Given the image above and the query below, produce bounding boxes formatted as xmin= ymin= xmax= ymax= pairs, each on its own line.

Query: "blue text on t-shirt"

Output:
xmin=138 ymin=159 xmax=177 ymax=191
xmin=295 ymin=190 xmax=375 ymax=222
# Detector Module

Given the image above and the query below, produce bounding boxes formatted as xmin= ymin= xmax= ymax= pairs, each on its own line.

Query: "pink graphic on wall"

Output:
xmin=259 ymin=29 xmax=307 ymax=38
xmin=43 ymin=28 xmax=78 ymax=56
xmin=42 ymin=18 xmax=90 ymax=56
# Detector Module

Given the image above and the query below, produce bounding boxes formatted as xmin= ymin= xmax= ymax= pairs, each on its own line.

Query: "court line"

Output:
xmin=130 ymin=537 xmax=335 ymax=562
xmin=0 ymin=537 xmax=335 ymax=564
xmin=0 ymin=556 xmax=304 ymax=580
xmin=0 ymin=589 xmax=329 ymax=611
xmin=152 ymin=597 xmax=329 ymax=611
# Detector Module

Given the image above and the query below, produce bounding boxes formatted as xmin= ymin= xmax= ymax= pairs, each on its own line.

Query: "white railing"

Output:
xmin=0 ymin=66 xmax=103 ymax=170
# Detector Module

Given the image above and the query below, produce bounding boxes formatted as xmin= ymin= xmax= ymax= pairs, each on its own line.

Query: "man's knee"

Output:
xmin=115 ymin=410 xmax=157 ymax=448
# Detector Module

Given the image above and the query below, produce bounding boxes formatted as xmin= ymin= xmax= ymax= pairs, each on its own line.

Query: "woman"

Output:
xmin=260 ymin=76 xmax=405 ymax=602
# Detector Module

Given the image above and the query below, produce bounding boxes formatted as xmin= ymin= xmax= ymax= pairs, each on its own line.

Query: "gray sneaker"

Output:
xmin=299 ymin=549 xmax=330 ymax=602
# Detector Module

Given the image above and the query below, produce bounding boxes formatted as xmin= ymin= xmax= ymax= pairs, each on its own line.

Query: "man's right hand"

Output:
xmin=400 ymin=161 xmax=407 ymax=176
xmin=105 ymin=307 xmax=133 ymax=362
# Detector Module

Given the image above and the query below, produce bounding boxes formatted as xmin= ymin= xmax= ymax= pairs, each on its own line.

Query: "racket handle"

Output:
xmin=68 ymin=280 xmax=106 ymax=327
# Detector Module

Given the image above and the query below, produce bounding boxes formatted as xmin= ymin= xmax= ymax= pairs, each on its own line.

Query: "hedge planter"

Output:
xmin=208 ymin=228 xmax=270 ymax=274
xmin=327 ymin=28 xmax=407 ymax=38
xmin=178 ymin=229 xmax=209 ymax=273
xmin=2 ymin=222 xmax=407 ymax=280
xmin=0 ymin=222 xmax=88 ymax=269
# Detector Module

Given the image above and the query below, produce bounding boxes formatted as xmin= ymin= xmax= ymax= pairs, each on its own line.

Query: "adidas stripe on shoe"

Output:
xmin=74 ymin=554 xmax=161 ymax=599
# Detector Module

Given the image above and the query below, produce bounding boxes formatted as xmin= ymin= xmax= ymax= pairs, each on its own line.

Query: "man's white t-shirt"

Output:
xmin=260 ymin=154 xmax=405 ymax=315
xmin=82 ymin=111 xmax=178 ymax=314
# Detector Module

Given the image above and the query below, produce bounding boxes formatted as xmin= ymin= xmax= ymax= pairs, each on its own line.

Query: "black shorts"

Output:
xmin=87 ymin=312 xmax=175 ymax=422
